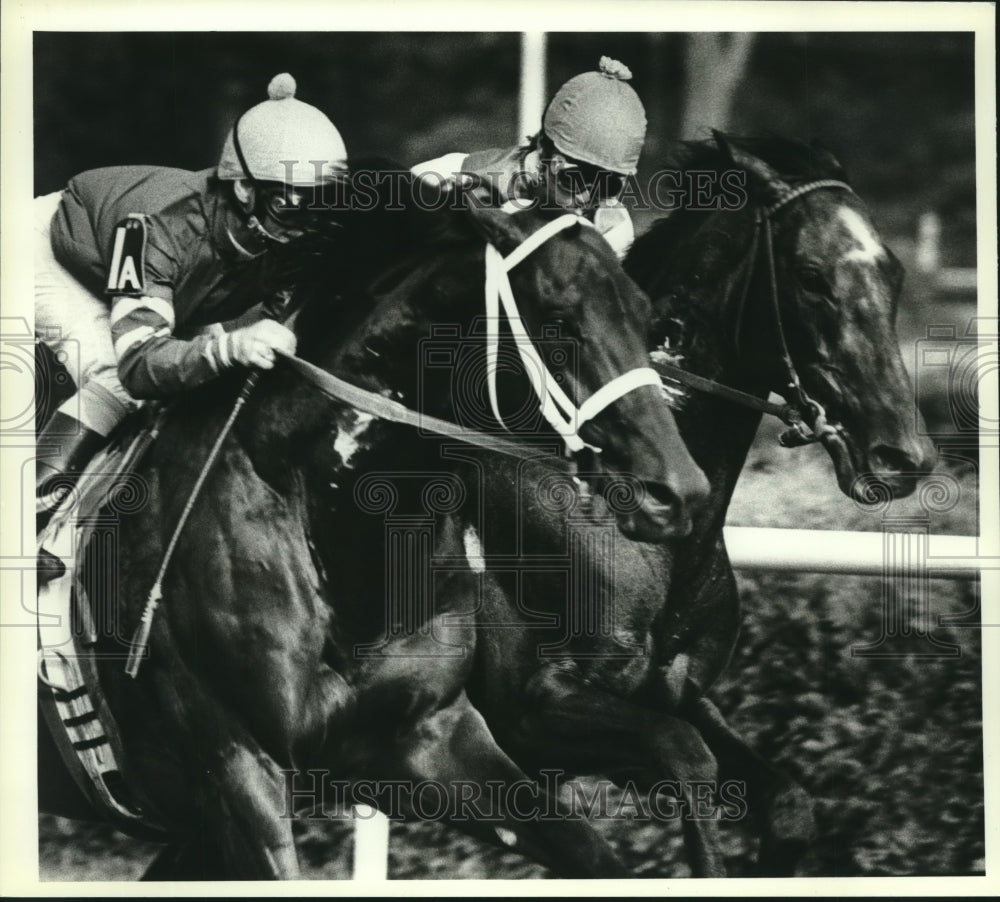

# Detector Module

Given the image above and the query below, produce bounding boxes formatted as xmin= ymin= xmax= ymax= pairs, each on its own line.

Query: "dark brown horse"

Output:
xmin=451 ymin=134 xmax=938 ymax=876
xmin=41 ymin=172 xmax=708 ymax=878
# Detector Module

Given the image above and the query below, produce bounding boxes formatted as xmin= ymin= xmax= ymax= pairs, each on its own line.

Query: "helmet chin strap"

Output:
xmin=246 ymin=213 xmax=291 ymax=245
xmin=224 ymin=224 xmax=268 ymax=259
xmin=230 ymin=109 xmax=292 ymax=246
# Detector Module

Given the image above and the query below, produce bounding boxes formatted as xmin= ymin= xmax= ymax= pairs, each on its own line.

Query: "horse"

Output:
xmin=448 ymin=134 xmax=938 ymax=877
xmin=38 ymin=169 xmax=709 ymax=879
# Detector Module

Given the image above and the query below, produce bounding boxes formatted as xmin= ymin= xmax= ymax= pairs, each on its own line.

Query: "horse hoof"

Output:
xmin=757 ymin=836 xmax=811 ymax=876
xmin=757 ymin=784 xmax=816 ymax=876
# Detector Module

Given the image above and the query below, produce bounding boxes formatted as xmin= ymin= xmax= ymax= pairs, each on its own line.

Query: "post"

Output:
xmin=352 ymin=805 xmax=390 ymax=881
xmin=519 ymin=32 xmax=547 ymax=142
xmin=916 ymin=211 xmax=942 ymax=274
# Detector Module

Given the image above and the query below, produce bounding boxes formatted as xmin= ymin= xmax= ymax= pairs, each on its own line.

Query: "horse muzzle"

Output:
xmin=594 ymin=473 xmax=705 ymax=543
xmin=821 ymin=427 xmax=934 ymax=503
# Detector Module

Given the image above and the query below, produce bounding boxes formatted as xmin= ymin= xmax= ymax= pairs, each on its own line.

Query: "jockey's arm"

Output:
xmin=111 ymin=296 xmax=295 ymax=399
xmin=414 ymin=151 xmax=635 ymax=259
xmin=410 ymin=152 xmax=469 ymax=187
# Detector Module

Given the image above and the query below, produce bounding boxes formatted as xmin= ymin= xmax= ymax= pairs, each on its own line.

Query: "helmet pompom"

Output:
xmin=267 ymin=72 xmax=297 ymax=100
xmin=218 ymin=72 xmax=347 ymax=185
xmin=598 ymin=57 xmax=632 ymax=81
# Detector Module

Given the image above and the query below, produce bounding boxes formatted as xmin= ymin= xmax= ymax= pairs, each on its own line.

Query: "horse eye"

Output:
xmin=798 ymin=267 xmax=830 ymax=296
xmin=546 ymin=315 xmax=578 ymax=338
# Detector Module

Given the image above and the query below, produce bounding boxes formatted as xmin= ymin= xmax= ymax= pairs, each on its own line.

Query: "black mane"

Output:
xmin=667 ymin=133 xmax=848 ymax=185
xmin=289 ymin=158 xmax=488 ymax=355
xmin=627 ymin=134 xmax=848 ymax=288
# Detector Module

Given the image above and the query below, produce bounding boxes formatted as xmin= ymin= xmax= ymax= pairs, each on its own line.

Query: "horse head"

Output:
xmin=317 ymin=170 xmax=708 ymax=541
xmin=467 ymin=204 xmax=709 ymax=540
xmin=715 ymin=134 xmax=937 ymax=501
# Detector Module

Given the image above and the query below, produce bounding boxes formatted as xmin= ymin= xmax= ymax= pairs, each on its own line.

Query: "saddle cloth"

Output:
xmin=37 ymin=408 xmax=169 ymax=838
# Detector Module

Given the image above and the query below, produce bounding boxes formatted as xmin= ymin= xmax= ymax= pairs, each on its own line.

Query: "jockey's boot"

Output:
xmin=37 ymin=546 xmax=67 ymax=588
xmin=36 ymin=410 xmax=105 ymax=533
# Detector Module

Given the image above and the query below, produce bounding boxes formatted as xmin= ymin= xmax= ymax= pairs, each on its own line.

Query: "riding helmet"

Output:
xmin=542 ymin=57 xmax=647 ymax=175
xmin=217 ymin=73 xmax=348 ymax=186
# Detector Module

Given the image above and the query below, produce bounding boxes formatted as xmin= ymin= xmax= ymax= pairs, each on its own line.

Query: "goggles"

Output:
xmin=259 ymin=185 xmax=323 ymax=222
xmin=555 ymin=159 xmax=627 ymax=203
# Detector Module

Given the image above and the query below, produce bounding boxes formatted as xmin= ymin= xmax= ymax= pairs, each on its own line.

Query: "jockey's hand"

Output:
xmin=228 ymin=319 xmax=297 ymax=370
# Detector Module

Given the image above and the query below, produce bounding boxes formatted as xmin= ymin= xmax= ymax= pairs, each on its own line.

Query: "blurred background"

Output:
xmin=34 ymin=31 xmax=977 ymax=262
xmin=34 ymin=31 xmax=984 ymax=879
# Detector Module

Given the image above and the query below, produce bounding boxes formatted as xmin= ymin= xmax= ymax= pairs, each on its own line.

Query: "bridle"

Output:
xmin=653 ymin=178 xmax=854 ymax=448
xmin=484 ymin=213 xmax=661 ymax=454
xmin=122 ymin=215 xmax=667 ymax=676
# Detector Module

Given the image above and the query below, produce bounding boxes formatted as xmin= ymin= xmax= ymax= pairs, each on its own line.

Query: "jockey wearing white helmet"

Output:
xmin=34 ymin=73 xmax=347 ymax=517
xmin=413 ymin=57 xmax=647 ymax=258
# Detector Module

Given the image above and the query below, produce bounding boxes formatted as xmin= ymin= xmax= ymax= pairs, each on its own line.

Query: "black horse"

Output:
xmin=38 ymin=170 xmax=708 ymax=878
xmin=450 ymin=134 xmax=938 ymax=876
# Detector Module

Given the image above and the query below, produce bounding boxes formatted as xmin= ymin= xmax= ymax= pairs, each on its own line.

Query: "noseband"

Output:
xmin=484 ymin=213 xmax=661 ymax=454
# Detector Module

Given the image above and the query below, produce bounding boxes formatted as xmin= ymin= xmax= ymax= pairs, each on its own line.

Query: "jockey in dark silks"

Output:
xmin=35 ymin=73 xmax=348 ymax=517
xmin=412 ymin=57 xmax=647 ymax=259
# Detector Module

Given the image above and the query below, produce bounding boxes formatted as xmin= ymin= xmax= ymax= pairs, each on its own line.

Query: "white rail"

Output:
xmin=724 ymin=527 xmax=984 ymax=580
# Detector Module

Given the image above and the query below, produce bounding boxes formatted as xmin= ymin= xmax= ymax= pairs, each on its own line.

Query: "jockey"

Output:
xmin=35 ymin=73 xmax=347 ymax=512
xmin=412 ymin=57 xmax=647 ymax=258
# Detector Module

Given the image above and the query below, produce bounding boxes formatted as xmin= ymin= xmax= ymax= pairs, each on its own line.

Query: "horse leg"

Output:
xmin=393 ymin=691 xmax=630 ymax=878
xmin=141 ymin=838 xmax=230 ymax=881
xmin=142 ymin=734 xmax=299 ymax=879
xmin=203 ymin=740 xmax=300 ymax=880
xmin=513 ymin=665 xmax=726 ymax=877
xmin=684 ymin=695 xmax=815 ymax=876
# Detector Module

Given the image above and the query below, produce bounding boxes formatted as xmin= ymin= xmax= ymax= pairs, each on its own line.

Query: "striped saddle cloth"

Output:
xmin=37 ymin=409 xmax=168 ymax=838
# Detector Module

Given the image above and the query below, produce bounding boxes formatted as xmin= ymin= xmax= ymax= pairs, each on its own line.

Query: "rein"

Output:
xmin=123 ymin=218 xmax=661 ymax=675
xmin=655 ymin=179 xmax=854 ymax=446
xmin=279 ymin=352 xmax=572 ymax=468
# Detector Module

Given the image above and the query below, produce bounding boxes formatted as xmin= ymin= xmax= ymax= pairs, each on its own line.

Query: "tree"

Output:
xmin=680 ymin=33 xmax=756 ymax=140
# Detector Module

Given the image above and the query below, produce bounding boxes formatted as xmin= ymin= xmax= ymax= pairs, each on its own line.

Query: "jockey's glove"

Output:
xmin=226 ymin=319 xmax=298 ymax=370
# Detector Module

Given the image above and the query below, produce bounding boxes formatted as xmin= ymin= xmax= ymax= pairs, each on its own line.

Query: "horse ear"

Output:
xmin=712 ymin=129 xmax=736 ymax=161
xmin=809 ymin=139 xmax=848 ymax=180
xmin=714 ymin=133 xmax=788 ymax=205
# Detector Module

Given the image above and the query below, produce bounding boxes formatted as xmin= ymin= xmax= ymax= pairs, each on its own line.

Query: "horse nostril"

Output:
xmin=869 ymin=444 xmax=919 ymax=475
xmin=643 ymin=480 xmax=678 ymax=511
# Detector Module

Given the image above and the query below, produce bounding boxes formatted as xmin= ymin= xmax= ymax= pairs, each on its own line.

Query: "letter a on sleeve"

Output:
xmin=105 ymin=214 xmax=148 ymax=297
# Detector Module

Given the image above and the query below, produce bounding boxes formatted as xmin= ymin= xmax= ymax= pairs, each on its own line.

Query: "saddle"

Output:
xmin=37 ymin=406 xmax=169 ymax=839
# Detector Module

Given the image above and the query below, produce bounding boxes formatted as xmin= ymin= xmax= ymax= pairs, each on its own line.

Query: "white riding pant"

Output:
xmin=34 ymin=191 xmax=139 ymax=435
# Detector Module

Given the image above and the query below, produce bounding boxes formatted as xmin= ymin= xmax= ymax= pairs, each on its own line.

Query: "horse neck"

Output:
xmin=636 ymin=210 xmax=772 ymax=519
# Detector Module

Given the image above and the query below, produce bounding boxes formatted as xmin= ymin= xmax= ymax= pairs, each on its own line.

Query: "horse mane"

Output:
xmin=628 ymin=134 xmax=849 ymax=286
xmin=290 ymin=157 xmax=491 ymax=356
xmin=671 ymin=133 xmax=848 ymax=185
